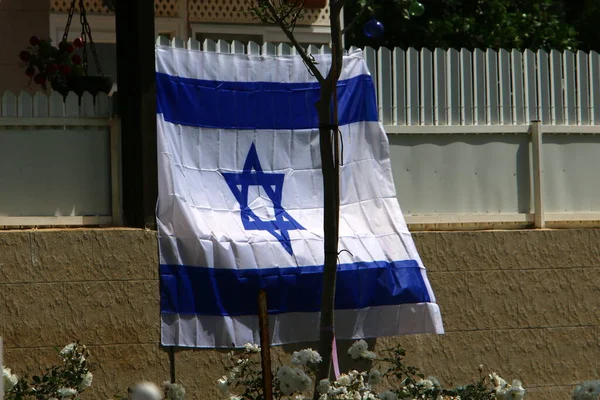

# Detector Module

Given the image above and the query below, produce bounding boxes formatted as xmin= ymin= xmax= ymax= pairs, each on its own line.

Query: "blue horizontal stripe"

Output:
xmin=160 ymin=260 xmax=430 ymax=316
xmin=155 ymin=73 xmax=378 ymax=130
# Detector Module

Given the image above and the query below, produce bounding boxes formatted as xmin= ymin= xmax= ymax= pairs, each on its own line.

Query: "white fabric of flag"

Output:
xmin=156 ymin=45 xmax=444 ymax=348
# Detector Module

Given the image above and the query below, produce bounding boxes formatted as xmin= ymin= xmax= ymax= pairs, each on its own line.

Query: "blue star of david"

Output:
xmin=222 ymin=143 xmax=305 ymax=255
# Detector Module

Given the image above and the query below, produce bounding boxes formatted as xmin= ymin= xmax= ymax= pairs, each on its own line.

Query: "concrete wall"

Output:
xmin=0 ymin=0 xmax=49 ymax=93
xmin=1 ymin=229 xmax=598 ymax=399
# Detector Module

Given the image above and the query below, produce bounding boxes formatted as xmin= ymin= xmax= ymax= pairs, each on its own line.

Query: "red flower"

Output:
xmin=19 ymin=51 xmax=30 ymax=62
xmin=25 ymin=66 xmax=36 ymax=77
xmin=33 ymin=74 xmax=46 ymax=85
xmin=47 ymin=63 xmax=58 ymax=74
xmin=29 ymin=36 xmax=40 ymax=46
xmin=60 ymin=64 xmax=72 ymax=76
xmin=66 ymin=45 xmax=75 ymax=53
xmin=73 ymin=38 xmax=84 ymax=48
xmin=72 ymin=54 xmax=82 ymax=65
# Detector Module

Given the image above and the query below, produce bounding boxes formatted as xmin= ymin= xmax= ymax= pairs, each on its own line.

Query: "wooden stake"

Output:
xmin=258 ymin=289 xmax=273 ymax=400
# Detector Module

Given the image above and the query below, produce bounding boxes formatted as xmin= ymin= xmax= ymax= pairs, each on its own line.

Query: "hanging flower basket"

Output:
xmin=51 ymin=75 xmax=114 ymax=98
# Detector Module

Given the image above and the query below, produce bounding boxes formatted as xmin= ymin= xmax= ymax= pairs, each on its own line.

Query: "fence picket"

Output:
xmin=563 ymin=50 xmax=576 ymax=125
xmin=65 ymin=93 xmax=79 ymax=117
xmin=2 ymin=91 xmax=17 ymax=117
xmin=406 ymin=47 xmax=419 ymax=125
xmin=33 ymin=92 xmax=49 ymax=117
xmin=17 ymin=91 xmax=33 ymax=117
xmin=393 ymin=48 xmax=406 ymax=125
xmin=203 ymin=39 xmax=217 ymax=52
xmin=364 ymin=46 xmax=378 ymax=94
xmin=216 ymin=39 xmax=230 ymax=53
xmin=499 ymin=49 xmax=511 ymax=124
xmin=277 ymin=43 xmax=293 ymax=56
xmin=262 ymin=42 xmax=276 ymax=56
xmin=320 ymin=45 xmax=331 ymax=55
xmin=550 ymin=50 xmax=564 ymax=124
xmin=524 ymin=49 xmax=538 ymax=122
xmin=80 ymin=92 xmax=96 ymax=117
xmin=434 ymin=48 xmax=447 ymax=125
xmin=157 ymin=36 xmax=169 ymax=46
xmin=537 ymin=49 xmax=551 ymax=124
xmin=590 ymin=51 xmax=600 ymax=125
xmin=307 ymin=44 xmax=320 ymax=56
xmin=473 ymin=49 xmax=486 ymax=125
xmin=247 ymin=41 xmax=261 ymax=55
xmin=48 ymin=91 xmax=65 ymax=117
xmin=511 ymin=49 xmax=525 ymax=124
xmin=420 ymin=48 xmax=433 ymax=125
xmin=171 ymin=37 xmax=185 ymax=49
xmin=447 ymin=48 xmax=460 ymax=124
xmin=485 ymin=49 xmax=499 ymax=125
xmin=577 ymin=51 xmax=590 ymax=125
xmin=187 ymin=38 xmax=201 ymax=51
xmin=378 ymin=46 xmax=393 ymax=124
xmin=95 ymin=93 xmax=111 ymax=117
xmin=231 ymin=40 xmax=245 ymax=54
xmin=460 ymin=48 xmax=473 ymax=125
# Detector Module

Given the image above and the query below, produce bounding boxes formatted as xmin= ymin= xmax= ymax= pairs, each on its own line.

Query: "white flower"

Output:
xmin=573 ymin=380 xmax=600 ymax=400
xmin=57 ymin=387 xmax=78 ymax=398
xmin=317 ymin=379 xmax=331 ymax=394
xmin=60 ymin=343 xmax=77 ymax=357
xmin=78 ymin=371 xmax=93 ymax=390
xmin=217 ymin=376 xmax=229 ymax=394
xmin=336 ymin=374 xmax=352 ymax=387
xmin=277 ymin=366 xmax=311 ymax=394
xmin=368 ymin=369 xmax=382 ymax=385
xmin=348 ymin=340 xmax=369 ymax=359
xmin=130 ymin=382 xmax=163 ymax=400
xmin=291 ymin=349 xmax=322 ymax=366
xmin=294 ymin=395 xmax=307 ymax=400
xmin=243 ymin=343 xmax=260 ymax=353
xmin=163 ymin=381 xmax=186 ymax=400
xmin=489 ymin=372 xmax=507 ymax=391
xmin=378 ymin=390 xmax=398 ymax=400
xmin=3 ymin=366 xmax=18 ymax=392
xmin=348 ymin=340 xmax=377 ymax=360
xmin=229 ymin=397 xmax=242 ymax=400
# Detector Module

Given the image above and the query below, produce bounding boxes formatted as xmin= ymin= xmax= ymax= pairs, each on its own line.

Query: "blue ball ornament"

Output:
xmin=363 ymin=18 xmax=385 ymax=39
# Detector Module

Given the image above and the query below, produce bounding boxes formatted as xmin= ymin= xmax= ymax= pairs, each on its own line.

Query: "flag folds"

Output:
xmin=156 ymin=45 xmax=443 ymax=348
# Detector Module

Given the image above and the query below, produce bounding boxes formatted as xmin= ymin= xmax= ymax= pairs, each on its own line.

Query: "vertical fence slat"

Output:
xmin=80 ymin=92 xmax=95 ymax=117
xmin=392 ymin=48 xmax=406 ymax=125
xmin=277 ymin=43 xmax=293 ymax=56
xmin=590 ymin=51 xmax=600 ymax=125
xmin=320 ymin=45 xmax=331 ymax=55
xmin=216 ymin=39 xmax=231 ymax=53
xmin=364 ymin=46 xmax=378 ymax=88
xmin=563 ymin=50 xmax=576 ymax=125
xmin=447 ymin=48 xmax=460 ymax=124
xmin=406 ymin=47 xmax=420 ymax=125
xmin=460 ymin=48 xmax=473 ymax=125
xmin=577 ymin=51 xmax=590 ymax=125
xmin=157 ymin=36 xmax=169 ymax=46
xmin=434 ymin=48 xmax=447 ymax=125
xmin=419 ymin=48 xmax=433 ymax=125
xmin=203 ymin=39 xmax=217 ymax=52
xmin=1 ymin=91 xmax=17 ymax=117
xmin=262 ymin=42 xmax=277 ymax=56
xmin=65 ymin=93 xmax=79 ymax=117
xmin=247 ymin=41 xmax=261 ymax=55
xmin=307 ymin=44 xmax=320 ymax=56
xmin=171 ymin=37 xmax=185 ymax=49
xmin=33 ymin=92 xmax=49 ymax=117
xmin=485 ymin=49 xmax=499 ymax=125
xmin=95 ymin=93 xmax=111 ymax=117
xmin=48 ymin=92 xmax=65 ymax=117
xmin=511 ymin=49 xmax=525 ymax=124
xmin=550 ymin=49 xmax=564 ymax=125
xmin=17 ymin=91 xmax=33 ymax=117
xmin=499 ymin=49 xmax=512 ymax=124
xmin=473 ymin=49 xmax=485 ymax=125
xmin=537 ymin=49 xmax=551 ymax=124
xmin=378 ymin=46 xmax=393 ymax=124
xmin=231 ymin=40 xmax=245 ymax=54
xmin=187 ymin=38 xmax=201 ymax=50
xmin=524 ymin=49 xmax=538 ymax=122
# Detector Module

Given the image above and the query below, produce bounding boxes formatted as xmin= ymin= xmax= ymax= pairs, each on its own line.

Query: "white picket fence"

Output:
xmin=3 ymin=38 xmax=600 ymax=228
xmin=0 ymin=91 xmax=119 ymax=227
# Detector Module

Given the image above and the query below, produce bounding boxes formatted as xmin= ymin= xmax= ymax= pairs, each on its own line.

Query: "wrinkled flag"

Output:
xmin=156 ymin=45 xmax=443 ymax=348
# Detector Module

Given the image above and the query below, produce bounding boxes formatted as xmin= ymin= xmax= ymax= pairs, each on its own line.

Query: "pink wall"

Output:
xmin=0 ymin=0 xmax=49 ymax=93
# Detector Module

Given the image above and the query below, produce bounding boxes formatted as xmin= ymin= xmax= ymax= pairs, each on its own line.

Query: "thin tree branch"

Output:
xmin=341 ymin=4 xmax=369 ymax=35
xmin=263 ymin=0 xmax=325 ymax=83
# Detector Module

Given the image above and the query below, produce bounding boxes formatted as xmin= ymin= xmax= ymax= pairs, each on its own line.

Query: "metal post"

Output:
xmin=531 ymin=120 xmax=545 ymax=228
xmin=258 ymin=290 xmax=273 ymax=400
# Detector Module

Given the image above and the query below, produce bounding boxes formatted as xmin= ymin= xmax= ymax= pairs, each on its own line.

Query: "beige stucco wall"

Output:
xmin=0 ymin=0 xmax=49 ymax=93
xmin=1 ymin=229 xmax=598 ymax=399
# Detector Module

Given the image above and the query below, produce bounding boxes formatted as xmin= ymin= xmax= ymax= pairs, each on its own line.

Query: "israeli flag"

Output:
xmin=156 ymin=45 xmax=444 ymax=348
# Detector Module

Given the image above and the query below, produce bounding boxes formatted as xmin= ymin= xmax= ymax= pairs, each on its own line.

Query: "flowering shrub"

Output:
xmin=217 ymin=340 xmax=525 ymax=400
xmin=3 ymin=342 xmax=94 ymax=399
xmin=572 ymin=380 xmax=600 ymax=400
xmin=18 ymin=36 xmax=85 ymax=90
xmin=127 ymin=381 xmax=186 ymax=400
